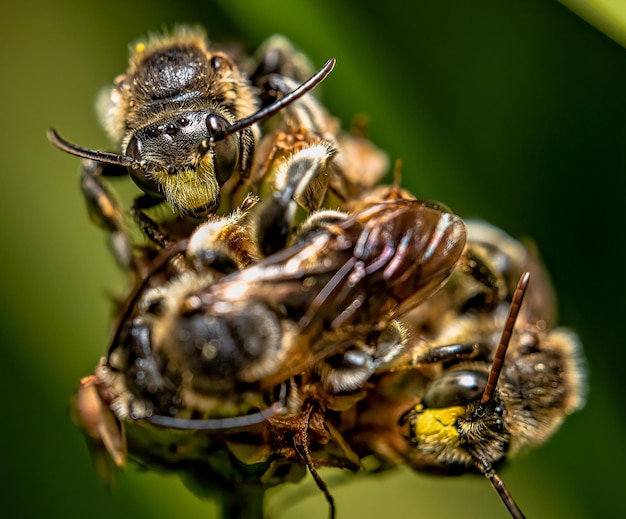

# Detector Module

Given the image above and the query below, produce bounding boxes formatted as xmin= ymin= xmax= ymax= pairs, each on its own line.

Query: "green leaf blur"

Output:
xmin=1 ymin=1 xmax=623 ymax=518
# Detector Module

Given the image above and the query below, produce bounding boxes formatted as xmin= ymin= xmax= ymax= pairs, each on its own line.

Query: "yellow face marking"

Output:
xmin=152 ymin=157 xmax=220 ymax=212
xmin=413 ymin=405 xmax=464 ymax=445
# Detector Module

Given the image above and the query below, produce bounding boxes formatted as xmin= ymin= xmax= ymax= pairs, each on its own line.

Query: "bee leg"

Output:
xmin=250 ymin=35 xmax=314 ymax=88
xmin=295 ymin=406 xmax=336 ymax=519
xmin=131 ymin=194 xmax=172 ymax=249
xmin=80 ymin=159 xmax=134 ymax=269
xmin=414 ymin=342 xmax=492 ymax=365
xmin=457 ymin=248 xmax=508 ymax=309
xmin=258 ymin=73 xmax=332 ymax=136
xmin=255 ymin=143 xmax=337 ymax=256
xmin=317 ymin=322 xmax=409 ymax=393
xmin=250 ymin=38 xmax=331 ymax=137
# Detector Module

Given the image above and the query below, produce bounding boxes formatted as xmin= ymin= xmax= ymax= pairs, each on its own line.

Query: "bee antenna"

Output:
xmin=479 ymin=271 xmax=530 ymax=406
xmin=47 ymin=128 xmax=143 ymax=169
xmin=142 ymin=383 xmax=287 ymax=430
xmin=210 ymin=58 xmax=336 ymax=142
xmin=478 ymin=462 xmax=527 ymax=519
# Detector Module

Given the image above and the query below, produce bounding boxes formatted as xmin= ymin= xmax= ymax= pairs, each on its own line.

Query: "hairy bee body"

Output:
xmin=402 ymin=221 xmax=587 ymax=464
xmin=100 ymin=27 xmax=261 ymax=214
xmin=342 ymin=220 xmax=586 ymax=518
xmin=73 ymin=195 xmax=467 ymax=500
xmin=100 ymin=29 xmax=257 ymax=144
xmin=98 ymin=197 xmax=465 ymax=417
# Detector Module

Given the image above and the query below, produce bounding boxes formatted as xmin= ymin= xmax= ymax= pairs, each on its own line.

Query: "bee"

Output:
xmin=344 ymin=220 xmax=587 ymax=518
xmin=48 ymin=27 xmax=388 ymax=272
xmin=73 ymin=174 xmax=467 ymax=517
xmin=47 ymin=27 xmax=334 ymax=266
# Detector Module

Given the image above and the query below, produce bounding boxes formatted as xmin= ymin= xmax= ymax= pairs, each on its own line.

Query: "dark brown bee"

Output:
xmin=344 ymin=220 xmax=586 ymax=519
xmin=73 ymin=189 xmax=466 ymax=517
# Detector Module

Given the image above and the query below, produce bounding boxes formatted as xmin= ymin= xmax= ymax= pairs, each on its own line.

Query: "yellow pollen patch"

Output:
xmin=155 ymin=166 xmax=219 ymax=212
xmin=135 ymin=42 xmax=146 ymax=53
xmin=414 ymin=406 xmax=464 ymax=444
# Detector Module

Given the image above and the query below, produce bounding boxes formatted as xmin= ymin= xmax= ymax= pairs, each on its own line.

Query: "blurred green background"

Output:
xmin=2 ymin=1 xmax=624 ymax=518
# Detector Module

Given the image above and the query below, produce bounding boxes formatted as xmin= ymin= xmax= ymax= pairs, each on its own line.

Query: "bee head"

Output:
xmin=402 ymin=272 xmax=532 ymax=519
xmin=124 ymin=111 xmax=242 ymax=215
xmin=404 ymin=369 xmax=510 ymax=472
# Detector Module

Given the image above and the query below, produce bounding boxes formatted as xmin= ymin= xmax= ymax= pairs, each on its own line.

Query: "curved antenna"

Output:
xmin=142 ymin=383 xmax=287 ymax=430
xmin=392 ymin=158 xmax=404 ymax=188
xmin=210 ymin=58 xmax=336 ymax=143
xmin=480 ymin=271 xmax=530 ymax=405
xmin=47 ymin=128 xmax=143 ymax=169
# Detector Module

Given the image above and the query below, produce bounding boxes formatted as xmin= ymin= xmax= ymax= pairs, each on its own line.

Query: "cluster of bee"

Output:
xmin=50 ymin=27 xmax=586 ymax=519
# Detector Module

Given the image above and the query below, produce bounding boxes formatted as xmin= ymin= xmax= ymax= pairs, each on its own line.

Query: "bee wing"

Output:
xmin=338 ymin=199 xmax=467 ymax=324
xmin=199 ymin=199 xmax=465 ymax=330
xmin=189 ymin=200 xmax=465 ymax=387
xmin=282 ymin=199 xmax=466 ymax=331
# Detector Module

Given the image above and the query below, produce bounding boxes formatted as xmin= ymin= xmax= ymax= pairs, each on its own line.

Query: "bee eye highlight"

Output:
xmin=206 ymin=114 xmax=228 ymax=135
xmin=422 ymin=370 xmax=488 ymax=409
xmin=210 ymin=55 xmax=229 ymax=72
xmin=124 ymin=135 xmax=163 ymax=197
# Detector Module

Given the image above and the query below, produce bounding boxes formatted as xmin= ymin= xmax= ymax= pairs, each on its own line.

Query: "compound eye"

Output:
xmin=125 ymin=135 xmax=162 ymax=198
xmin=210 ymin=55 xmax=227 ymax=71
xmin=125 ymin=135 xmax=142 ymax=160
xmin=210 ymin=53 xmax=234 ymax=75
xmin=318 ymin=348 xmax=375 ymax=393
xmin=422 ymin=370 xmax=488 ymax=409
xmin=206 ymin=115 xmax=239 ymax=185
